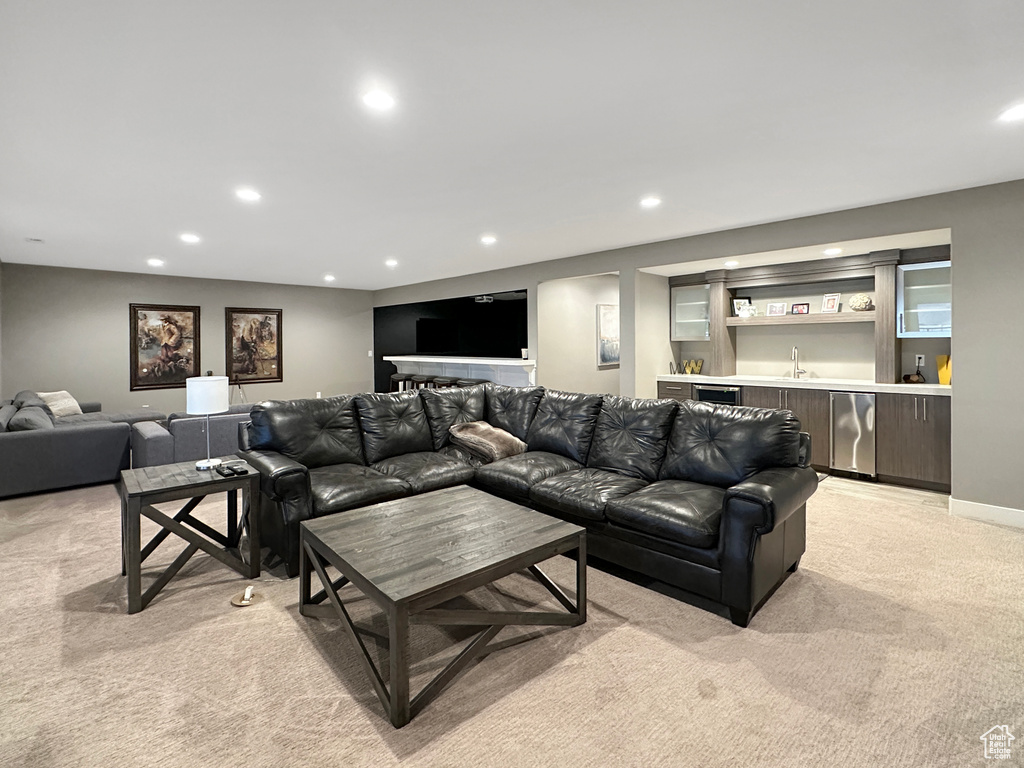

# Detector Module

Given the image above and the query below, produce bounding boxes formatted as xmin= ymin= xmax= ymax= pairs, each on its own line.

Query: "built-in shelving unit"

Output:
xmin=725 ymin=310 xmax=876 ymax=327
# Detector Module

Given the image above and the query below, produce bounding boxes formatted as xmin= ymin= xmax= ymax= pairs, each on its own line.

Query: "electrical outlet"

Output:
xmin=915 ymin=354 xmax=925 ymax=368
xmin=368 ymin=350 xmax=373 ymax=357
xmin=316 ymin=391 xmax=321 ymax=398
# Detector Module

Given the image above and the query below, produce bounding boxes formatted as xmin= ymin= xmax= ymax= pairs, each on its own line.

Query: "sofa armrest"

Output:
xmin=798 ymin=432 xmax=811 ymax=468
xmin=131 ymin=420 xmax=174 ymax=467
xmin=237 ymin=448 xmax=310 ymax=503
xmin=724 ymin=466 xmax=819 ymax=533
xmin=79 ymin=401 xmax=102 ymax=413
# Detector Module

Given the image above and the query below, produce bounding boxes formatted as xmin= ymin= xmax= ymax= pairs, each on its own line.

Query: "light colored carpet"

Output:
xmin=1 ymin=477 xmax=1022 ymax=767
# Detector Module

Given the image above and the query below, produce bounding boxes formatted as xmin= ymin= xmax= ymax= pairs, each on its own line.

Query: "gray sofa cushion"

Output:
xmin=0 ymin=404 xmax=17 ymax=432
xmin=420 ymin=385 xmax=486 ymax=449
xmin=250 ymin=395 xmax=365 ymax=468
xmin=353 ymin=391 xmax=433 ymax=464
xmin=605 ymin=480 xmax=726 ymax=549
xmin=7 ymin=406 xmax=56 ymax=432
xmin=587 ymin=395 xmax=678 ymax=482
xmin=526 ymin=389 xmax=603 ymax=464
xmin=13 ymin=391 xmax=54 ymax=423
xmin=529 ymin=468 xmax=647 ymax=522
xmin=484 ymin=384 xmax=544 ymax=441
xmin=660 ymin=400 xmax=802 ymax=488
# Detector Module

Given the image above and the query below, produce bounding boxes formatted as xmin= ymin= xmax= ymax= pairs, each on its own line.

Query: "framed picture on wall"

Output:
xmin=822 ymin=293 xmax=841 ymax=313
xmin=732 ymin=297 xmax=752 ymax=316
xmin=226 ymin=308 xmax=283 ymax=384
xmin=766 ymin=302 xmax=788 ymax=317
xmin=596 ymin=303 xmax=620 ymax=368
xmin=791 ymin=302 xmax=810 ymax=314
xmin=129 ymin=304 xmax=201 ymax=391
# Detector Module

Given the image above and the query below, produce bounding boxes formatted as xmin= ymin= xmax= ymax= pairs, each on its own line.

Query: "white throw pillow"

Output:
xmin=36 ymin=390 xmax=83 ymax=418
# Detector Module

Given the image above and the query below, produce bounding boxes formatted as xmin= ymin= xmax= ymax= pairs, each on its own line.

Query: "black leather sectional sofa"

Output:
xmin=238 ymin=384 xmax=818 ymax=626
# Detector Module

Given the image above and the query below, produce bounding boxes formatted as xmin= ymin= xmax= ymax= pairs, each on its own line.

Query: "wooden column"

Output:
xmin=707 ymin=273 xmax=736 ymax=376
xmin=874 ymin=262 xmax=899 ymax=383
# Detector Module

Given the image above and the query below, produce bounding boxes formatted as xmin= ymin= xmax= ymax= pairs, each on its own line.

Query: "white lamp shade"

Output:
xmin=186 ymin=376 xmax=229 ymax=415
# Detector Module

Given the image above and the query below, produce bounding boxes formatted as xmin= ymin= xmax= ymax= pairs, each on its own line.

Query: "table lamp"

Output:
xmin=186 ymin=375 xmax=229 ymax=470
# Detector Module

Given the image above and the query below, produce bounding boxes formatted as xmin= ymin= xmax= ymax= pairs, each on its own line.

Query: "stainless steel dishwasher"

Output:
xmin=830 ymin=392 xmax=876 ymax=475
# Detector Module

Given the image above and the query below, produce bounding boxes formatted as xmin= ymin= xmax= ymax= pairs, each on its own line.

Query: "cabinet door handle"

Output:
xmin=900 ymin=313 xmax=904 ymax=334
xmin=914 ymin=396 xmax=918 ymax=420
xmin=785 ymin=390 xmax=789 ymax=408
xmin=664 ymin=385 xmax=682 ymax=391
xmin=778 ymin=390 xmax=782 ymax=409
xmin=923 ymin=398 xmax=928 ymax=421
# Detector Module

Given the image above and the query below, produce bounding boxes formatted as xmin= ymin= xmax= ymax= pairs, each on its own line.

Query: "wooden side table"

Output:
xmin=119 ymin=460 xmax=260 ymax=614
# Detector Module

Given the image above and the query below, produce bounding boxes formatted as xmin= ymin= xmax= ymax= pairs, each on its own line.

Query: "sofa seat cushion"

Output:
xmin=371 ymin=451 xmax=475 ymax=495
xmin=530 ymin=468 xmax=647 ymax=522
xmin=526 ymin=390 xmax=603 ymax=464
xmin=55 ymin=412 xmax=112 ymax=425
xmin=420 ymin=386 xmax=485 ymax=449
xmin=474 ymin=451 xmax=583 ymax=501
xmin=437 ymin=443 xmax=486 ymax=468
xmin=605 ymin=480 xmax=726 ymax=549
xmin=105 ymin=408 xmax=166 ymax=425
xmin=308 ymin=464 xmax=411 ymax=517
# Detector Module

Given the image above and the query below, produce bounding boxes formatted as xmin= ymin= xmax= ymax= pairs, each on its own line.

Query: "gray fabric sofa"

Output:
xmin=131 ymin=403 xmax=254 ymax=467
xmin=0 ymin=391 xmax=164 ymax=498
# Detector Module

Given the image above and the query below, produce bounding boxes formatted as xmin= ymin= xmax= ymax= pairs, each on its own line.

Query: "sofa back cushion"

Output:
xmin=7 ymin=406 xmax=56 ymax=432
xmin=0 ymin=403 xmax=20 ymax=432
xmin=526 ymin=389 xmax=603 ymax=464
xmin=354 ymin=390 xmax=434 ymax=464
xmin=660 ymin=400 xmax=802 ymax=488
xmin=249 ymin=395 xmax=364 ymax=468
xmin=13 ymin=391 xmax=55 ymax=423
xmin=586 ymin=395 xmax=678 ymax=482
xmin=420 ymin=385 xmax=486 ymax=449
xmin=485 ymin=384 xmax=544 ymax=441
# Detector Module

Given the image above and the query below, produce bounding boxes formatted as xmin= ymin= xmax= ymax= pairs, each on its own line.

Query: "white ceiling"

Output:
xmin=1 ymin=2 xmax=1022 ymax=291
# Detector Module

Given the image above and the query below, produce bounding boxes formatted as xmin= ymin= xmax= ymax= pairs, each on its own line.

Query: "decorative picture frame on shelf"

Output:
xmin=766 ymin=302 xmax=787 ymax=317
xmin=129 ymin=304 xmax=200 ymax=391
xmin=226 ymin=307 xmax=283 ymax=384
xmin=821 ymin=293 xmax=841 ymax=313
xmin=791 ymin=303 xmax=810 ymax=314
xmin=732 ymin=297 xmax=752 ymax=316
xmin=596 ymin=303 xmax=620 ymax=368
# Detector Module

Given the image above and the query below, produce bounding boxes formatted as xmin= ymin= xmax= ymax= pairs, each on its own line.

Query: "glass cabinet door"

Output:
xmin=897 ymin=261 xmax=951 ymax=338
xmin=670 ymin=284 xmax=710 ymax=341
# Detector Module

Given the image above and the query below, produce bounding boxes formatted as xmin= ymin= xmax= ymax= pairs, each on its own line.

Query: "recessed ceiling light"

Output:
xmin=147 ymin=257 xmax=165 ymax=267
xmin=385 ymin=258 xmax=398 ymax=268
xmin=480 ymin=234 xmax=497 ymax=246
xmin=724 ymin=260 xmax=739 ymax=268
xmin=235 ymin=187 xmax=261 ymax=202
xmin=640 ymin=196 xmax=662 ymax=209
xmin=823 ymin=247 xmax=843 ymax=256
xmin=362 ymin=88 xmax=395 ymax=111
xmin=323 ymin=274 xmax=336 ymax=283
xmin=998 ymin=104 xmax=1024 ymax=123
xmin=180 ymin=233 xmax=201 ymax=244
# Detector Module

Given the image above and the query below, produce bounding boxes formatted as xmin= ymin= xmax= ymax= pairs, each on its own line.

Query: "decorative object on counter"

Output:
xmin=902 ymin=365 xmax=926 ymax=384
xmin=732 ymin=297 xmax=751 ymax=316
xmin=737 ymin=304 xmax=759 ymax=318
xmin=821 ymin=293 xmax=841 ymax=313
xmin=682 ymin=359 xmax=703 ymax=374
xmin=596 ymin=304 xmax=620 ymax=368
xmin=936 ymin=355 xmax=952 ymax=385
xmin=848 ymin=293 xmax=873 ymax=311
xmin=669 ymin=361 xmax=677 ymax=374
xmin=766 ymin=302 xmax=787 ymax=317
xmin=791 ymin=302 xmax=810 ymax=314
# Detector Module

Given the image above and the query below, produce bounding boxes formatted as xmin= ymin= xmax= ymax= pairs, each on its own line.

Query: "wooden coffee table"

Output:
xmin=299 ymin=485 xmax=586 ymax=727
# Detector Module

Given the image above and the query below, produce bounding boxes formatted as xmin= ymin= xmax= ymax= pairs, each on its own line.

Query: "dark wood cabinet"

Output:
xmin=657 ymin=382 xmax=692 ymax=402
xmin=875 ymin=393 xmax=951 ymax=490
xmin=742 ymin=386 xmax=829 ymax=469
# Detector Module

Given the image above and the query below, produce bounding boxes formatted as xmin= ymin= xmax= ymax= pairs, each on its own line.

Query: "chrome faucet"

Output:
xmin=792 ymin=346 xmax=806 ymax=379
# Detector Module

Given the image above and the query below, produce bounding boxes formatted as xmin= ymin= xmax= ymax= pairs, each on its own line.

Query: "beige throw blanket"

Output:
xmin=449 ymin=421 xmax=527 ymax=463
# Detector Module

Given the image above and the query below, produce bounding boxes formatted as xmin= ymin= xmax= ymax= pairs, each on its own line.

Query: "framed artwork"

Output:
xmin=732 ymin=297 xmax=752 ymax=316
xmin=226 ymin=308 xmax=282 ymax=383
xmin=130 ymin=304 xmax=200 ymax=391
xmin=596 ymin=304 xmax=620 ymax=368
xmin=822 ymin=293 xmax=841 ymax=313
xmin=766 ymin=302 xmax=787 ymax=317
xmin=791 ymin=302 xmax=810 ymax=314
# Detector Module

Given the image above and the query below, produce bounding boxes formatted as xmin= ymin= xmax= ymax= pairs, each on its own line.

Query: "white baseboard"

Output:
xmin=949 ymin=497 xmax=1024 ymax=529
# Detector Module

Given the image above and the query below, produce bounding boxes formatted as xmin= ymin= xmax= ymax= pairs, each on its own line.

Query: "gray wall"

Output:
xmin=0 ymin=259 xmax=4 ymax=397
xmin=373 ymin=179 xmax=1024 ymax=513
xmin=634 ymin=271 xmax=673 ymax=399
xmin=1 ymin=264 xmax=374 ymax=413
xmin=537 ymin=274 xmax=620 ymax=395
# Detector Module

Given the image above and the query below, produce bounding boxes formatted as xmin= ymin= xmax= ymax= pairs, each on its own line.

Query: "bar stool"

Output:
xmin=411 ymin=374 xmax=436 ymax=389
xmin=431 ymin=376 xmax=459 ymax=389
xmin=390 ymin=373 xmax=415 ymax=392
xmin=456 ymin=378 xmax=489 ymax=388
